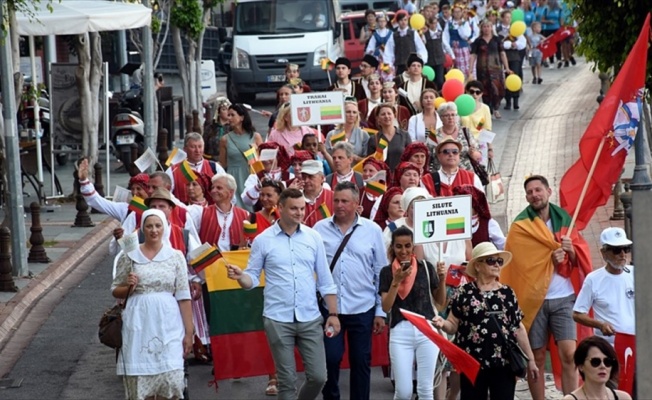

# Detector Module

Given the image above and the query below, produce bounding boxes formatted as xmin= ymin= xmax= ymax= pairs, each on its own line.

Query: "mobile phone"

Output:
xmin=401 ymin=261 xmax=411 ymax=271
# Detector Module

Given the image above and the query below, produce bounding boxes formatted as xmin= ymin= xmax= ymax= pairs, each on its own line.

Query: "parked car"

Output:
xmin=342 ymin=10 xmax=395 ymax=72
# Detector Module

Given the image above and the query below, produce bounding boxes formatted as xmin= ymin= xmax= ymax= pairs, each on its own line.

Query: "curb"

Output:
xmin=0 ymin=218 xmax=119 ymax=349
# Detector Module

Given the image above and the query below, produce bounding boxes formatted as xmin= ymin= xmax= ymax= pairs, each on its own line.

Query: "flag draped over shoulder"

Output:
xmin=559 ymin=14 xmax=650 ymax=231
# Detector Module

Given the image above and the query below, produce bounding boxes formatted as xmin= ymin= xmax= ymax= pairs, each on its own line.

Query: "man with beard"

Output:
xmin=501 ymin=175 xmax=592 ymax=400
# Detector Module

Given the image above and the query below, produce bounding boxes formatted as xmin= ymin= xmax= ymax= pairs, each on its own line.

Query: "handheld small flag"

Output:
xmin=320 ymin=57 xmax=335 ymax=71
xmin=318 ymin=203 xmax=332 ymax=219
xmin=293 ymin=142 xmax=302 ymax=151
xmin=330 ymin=131 xmax=346 ymax=144
xmin=380 ymin=62 xmax=391 ymax=73
xmin=189 ymin=243 xmax=222 ymax=274
xmin=365 ymin=181 xmax=386 ymax=196
xmin=250 ymin=160 xmax=266 ymax=179
xmin=243 ymin=220 xmax=258 ymax=239
xmin=243 ymin=147 xmax=257 ymax=165
xmin=475 ymin=118 xmax=485 ymax=132
xmin=179 ymin=160 xmax=198 ymax=183
xmin=128 ymin=196 xmax=148 ymax=213
xmin=427 ymin=129 xmax=437 ymax=143
xmin=362 ymin=127 xmax=378 ymax=136
xmin=375 ymin=138 xmax=388 ymax=160
xmin=165 ymin=147 xmax=188 ymax=167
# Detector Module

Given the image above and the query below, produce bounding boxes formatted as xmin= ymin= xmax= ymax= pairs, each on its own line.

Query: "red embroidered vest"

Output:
xmin=172 ymin=161 xmax=216 ymax=204
xmin=198 ymin=205 xmax=250 ymax=250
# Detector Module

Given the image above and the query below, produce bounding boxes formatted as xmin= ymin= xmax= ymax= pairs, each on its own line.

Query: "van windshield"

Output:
xmin=235 ymin=0 xmax=331 ymax=34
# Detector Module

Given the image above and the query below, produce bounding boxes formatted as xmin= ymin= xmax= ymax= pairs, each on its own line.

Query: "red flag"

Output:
xmin=559 ymin=14 xmax=650 ymax=231
xmin=400 ymin=309 xmax=480 ymax=384
xmin=614 ymin=333 xmax=636 ymax=396
xmin=538 ymin=26 xmax=575 ymax=60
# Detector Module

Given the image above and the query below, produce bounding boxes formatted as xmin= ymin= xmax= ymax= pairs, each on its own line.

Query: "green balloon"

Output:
xmin=511 ymin=9 xmax=525 ymax=22
xmin=455 ymin=94 xmax=476 ymax=117
xmin=422 ymin=65 xmax=435 ymax=82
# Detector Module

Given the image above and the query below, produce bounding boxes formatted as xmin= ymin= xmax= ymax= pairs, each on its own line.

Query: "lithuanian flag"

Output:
xmin=320 ymin=57 xmax=334 ymax=71
xmin=320 ymin=105 xmax=342 ymax=121
xmin=330 ymin=131 xmax=346 ymax=144
xmin=427 ymin=129 xmax=437 ymax=143
xmin=189 ymin=245 xmax=222 ymax=274
xmin=243 ymin=147 xmax=257 ymax=165
xmin=128 ymin=196 xmax=148 ymax=214
xmin=250 ymin=160 xmax=266 ymax=179
xmin=365 ymin=181 xmax=386 ymax=196
xmin=318 ymin=203 xmax=331 ymax=219
xmin=243 ymin=221 xmax=257 ymax=239
xmin=179 ymin=160 xmax=197 ymax=184
xmin=363 ymin=127 xmax=378 ymax=136
xmin=375 ymin=138 xmax=388 ymax=160
xmin=446 ymin=217 xmax=465 ymax=235
xmin=206 ymin=250 xmax=276 ymax=379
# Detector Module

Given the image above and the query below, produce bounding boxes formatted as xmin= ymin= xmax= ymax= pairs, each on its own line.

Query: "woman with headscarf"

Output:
xmin=111 ymin=209 xmax=194 ymax=400
xmin=369 ymin=161 xmax=421 ymax=221
xmin=186 ymin=172 xmax=214 ymax=207
xmin=241 ymin=142 xmax=291 ymax=210
xmin=360 ymin=157 xmax=390 ymax=219
xmin=367 ymin=82 xmax=412 ymax=131
xmin=373 ymin=187 xmax=404 ymax=231
xmin=453 ymin=184 xmax=505 ymax=249
xmin=400 ymin=142 xmax=437 ymax=196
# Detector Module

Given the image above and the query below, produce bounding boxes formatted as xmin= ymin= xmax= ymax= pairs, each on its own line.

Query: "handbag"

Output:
xmin=461 ymin=128 xmax=490 ymax=186
xmin=485 ymin=159 xmax=505 ymax=204
xmin=488 ymin=313 xmax=529 ymax=378
xmin=99 ymin=284 xmax=133 ymax=349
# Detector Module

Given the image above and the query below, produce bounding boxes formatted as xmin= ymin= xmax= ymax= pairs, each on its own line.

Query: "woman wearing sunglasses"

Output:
xmin=433 ymin=102 xmax=480 ymax=171
xmin=562 ymin=336 xmax=632 ymax=400
xmin=460 ymin=80 xmax=493 ymax=165
xmin=433 ymin=242 xmax=539 ymax=399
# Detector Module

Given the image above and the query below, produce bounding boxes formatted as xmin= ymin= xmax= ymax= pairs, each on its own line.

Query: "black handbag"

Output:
xmin=488 ymin=314 xmax=529 ymax=378
xmin=98 ymin=286 xmax=132 ymax=349
xmin=461 ymin=127 xmax=490 ymax=186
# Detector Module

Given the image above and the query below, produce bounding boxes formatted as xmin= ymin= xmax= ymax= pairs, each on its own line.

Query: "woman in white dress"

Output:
xmin=111 ymin=209 xmax=194 ymax=400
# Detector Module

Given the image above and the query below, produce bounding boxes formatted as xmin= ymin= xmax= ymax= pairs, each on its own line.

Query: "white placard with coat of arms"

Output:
xmin=290 ymin=92 xmax=345 ymax=126
xmin=412 ymin=195 xmax=473 ymax=244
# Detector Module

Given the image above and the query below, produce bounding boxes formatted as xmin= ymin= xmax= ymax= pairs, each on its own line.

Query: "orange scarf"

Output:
xmin=392 ymin=255 xmax=418 ymax=300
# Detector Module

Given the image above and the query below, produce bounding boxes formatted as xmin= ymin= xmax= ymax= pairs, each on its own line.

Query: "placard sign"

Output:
xmin=413 ymin=195 xmax=472 ymax=244
xmin=290 ymin=92 xmax=345 ymax=126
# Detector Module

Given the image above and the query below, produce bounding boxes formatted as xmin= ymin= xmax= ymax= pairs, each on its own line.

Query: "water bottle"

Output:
xmin=325 ymin=326 xmax=335 ymax=338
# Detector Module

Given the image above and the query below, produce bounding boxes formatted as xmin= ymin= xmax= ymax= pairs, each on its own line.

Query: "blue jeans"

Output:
xmin=321 ymin=306 xmax=375 ymax=400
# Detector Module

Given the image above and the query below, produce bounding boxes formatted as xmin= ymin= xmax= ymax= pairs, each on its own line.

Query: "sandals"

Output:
xmin=265 ymin=379 xmax=279 ymax=396
xmin=493 ymin=110 xmax=502 ymax=119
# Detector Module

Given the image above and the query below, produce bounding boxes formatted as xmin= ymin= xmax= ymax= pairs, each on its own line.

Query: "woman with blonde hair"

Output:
xmin=325 ymin=100 xmax=369 ymax=161
xmin=267 ymin=102 xmax=312 ymax=155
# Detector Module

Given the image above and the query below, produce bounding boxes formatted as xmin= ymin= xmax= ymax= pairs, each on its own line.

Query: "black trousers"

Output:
xmin=460 ymin=365 xmax=517 ymax=400
xmin=505 ymin=59 xmax=524 ymax=101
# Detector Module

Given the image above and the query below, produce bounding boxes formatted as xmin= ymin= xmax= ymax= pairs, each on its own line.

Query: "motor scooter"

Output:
xmin=111 ymin=87 xmax=145 ymax=169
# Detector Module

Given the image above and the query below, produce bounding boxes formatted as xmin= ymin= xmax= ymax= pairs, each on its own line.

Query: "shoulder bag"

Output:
xmin=461 ymin=127 xmax=490 ymax=186
xmin=317 ymin=224 xmax=360 ymax=304
xmin=98 ymin=285 xmax=132 ymax=349
xmin=485 ymin=159 xmax=505 ymax=204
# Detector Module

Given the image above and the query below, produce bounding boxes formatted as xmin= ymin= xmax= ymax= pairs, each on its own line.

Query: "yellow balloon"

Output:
xmin=505 ymin=74 xmax=522 ymax=92
xmin=509 ymin=21 xmax=526 ymax=37
xmin=410 ymin=13 xmax=426 ymax=31
xmin=434 ymin=97 xmax=447 ymax=109
xmin=445 ymin=68 xmax=465 ymax=83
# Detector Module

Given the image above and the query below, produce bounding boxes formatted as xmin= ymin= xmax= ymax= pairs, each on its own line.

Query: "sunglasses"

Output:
xmin=607 ymin=246 xmax=631 ymax=254
xmin=468 ymin=89 xmax=482 ymax=95
xmin=587 ymin=357 xmax=615 ymax=368
xmin=439 ymin=149 xmax=459 ymax=155
xmin=482 ymin=257 xmax=505 ymax=266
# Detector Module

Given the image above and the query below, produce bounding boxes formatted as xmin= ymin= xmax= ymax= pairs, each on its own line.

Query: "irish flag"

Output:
xmin=320 ymin=105 xmax=342 ymax=121
xmin=446 ymin=217 xmax=465 ymax=235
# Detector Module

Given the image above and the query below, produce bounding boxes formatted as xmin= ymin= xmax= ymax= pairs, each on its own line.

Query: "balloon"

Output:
xmin=445 ymin=68 xmax=465 ymax=83
xmin=422 ymin=65 xmax=435 ymax=81
xmin=434 ymin=97 xmax=446 ymax=110
xmin=455 ymin=94 xmax=476 ymax=117
xmin=511 ymin=9 xmax=525 ymax=22
xmin=444 ymin=54 xmax=454 ymax=69
xmin=505 ymin=74 xmax=523 ymax=92
xmin=510 ymin=21 xmax=526 ymax=37
xmin=409 ymin=13 xmax=426 ymax=31
xmin=441 ymin=79 xmax=464 ymax=101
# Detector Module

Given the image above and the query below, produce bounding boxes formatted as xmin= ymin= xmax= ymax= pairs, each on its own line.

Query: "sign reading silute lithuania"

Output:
xmin=412 ymin=195 xmax=472 ymax=244
xmin=290 ymin=92 xmax=345 ymax=126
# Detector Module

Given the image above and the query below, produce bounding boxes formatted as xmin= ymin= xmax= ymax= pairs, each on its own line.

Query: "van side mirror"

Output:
xmin=333 ymin=21 xmax=342 ymax=39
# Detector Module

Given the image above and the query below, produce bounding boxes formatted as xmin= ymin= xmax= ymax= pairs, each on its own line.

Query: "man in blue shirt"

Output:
xmin=227 ymin=188 xmax=341 ymax=400
xmin=313 ymin=181 xmax=388 ymax=400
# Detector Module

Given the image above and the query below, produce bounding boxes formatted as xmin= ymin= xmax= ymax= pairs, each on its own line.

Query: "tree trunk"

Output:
xmin=89 ymin=32 xmax=103 ymax=167
xmin=75 ymin=32 xmax=103 ymax=167
xmin=172 ymin=27 xmax=190 ymax=120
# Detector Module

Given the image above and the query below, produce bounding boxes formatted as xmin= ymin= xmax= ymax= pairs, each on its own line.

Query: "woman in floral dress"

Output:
xmin=112 ymin=209 xmax=194 ymax=400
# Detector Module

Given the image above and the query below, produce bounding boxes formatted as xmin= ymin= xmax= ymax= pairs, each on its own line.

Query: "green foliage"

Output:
xmin=567 ymin=0 xmax=652 ymax=88
xmin=170 ymin=0 xmax=204 ymax=41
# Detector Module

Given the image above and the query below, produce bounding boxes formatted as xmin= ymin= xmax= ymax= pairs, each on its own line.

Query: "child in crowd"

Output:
xmin=526 ymin=21 xmax=546 ymax=84
xmin=300 ymin=133 xmax=333 ymax=176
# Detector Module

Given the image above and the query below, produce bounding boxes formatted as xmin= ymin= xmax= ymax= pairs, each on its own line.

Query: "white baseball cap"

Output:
xmin=600 ymin=227 xmax=632 ymax=247
xmin=301 ymin=160 xmax=324 ymax=176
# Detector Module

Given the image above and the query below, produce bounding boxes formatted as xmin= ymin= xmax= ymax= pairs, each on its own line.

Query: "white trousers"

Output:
xmin=389 ymin=320 xmax=440 ymax=400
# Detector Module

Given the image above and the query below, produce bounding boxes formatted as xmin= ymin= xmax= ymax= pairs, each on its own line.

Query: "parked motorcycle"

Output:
xmin=111 ymin=87 xmax=145 ymax=169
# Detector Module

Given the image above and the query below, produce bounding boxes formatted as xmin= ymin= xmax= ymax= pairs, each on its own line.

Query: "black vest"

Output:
xmin=425 ymin=29 xmax=445 ymax=66
xmin=393 ymin=29 xmax=417 ymax=67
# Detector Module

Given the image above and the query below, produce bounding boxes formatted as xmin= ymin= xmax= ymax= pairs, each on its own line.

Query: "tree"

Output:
xmin=567 ymin=0 xmax=652 ymax=89
xmin=74 ymin=32 xmax=103 ymax=167
xmin=130 ymin=0 xmax=173 ymax=70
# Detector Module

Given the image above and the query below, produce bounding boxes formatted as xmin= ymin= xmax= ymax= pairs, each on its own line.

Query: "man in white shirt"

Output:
xmin=573 ymin=227 xmax=635 ymax=345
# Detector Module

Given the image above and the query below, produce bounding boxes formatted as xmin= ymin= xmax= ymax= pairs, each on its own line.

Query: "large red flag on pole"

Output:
xmin=559 ymin=13 xmax=650 ymax=231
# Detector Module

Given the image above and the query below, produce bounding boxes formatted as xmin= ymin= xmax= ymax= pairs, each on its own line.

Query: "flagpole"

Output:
xmin=568 ymin=137 xmax=606 ymax=235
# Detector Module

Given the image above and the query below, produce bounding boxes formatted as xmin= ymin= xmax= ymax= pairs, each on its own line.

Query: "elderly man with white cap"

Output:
xmin=301 ymin=159 xmax=334 ymax=227
xmin=573 ymin=227 xmax=635 ymax=344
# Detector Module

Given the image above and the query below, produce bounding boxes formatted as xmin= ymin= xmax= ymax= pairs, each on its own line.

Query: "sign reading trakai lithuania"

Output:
xmin=412 ymin=195 xmax=472 ymax=244
xmin=290 ymin=92 xmax=345 ymax=126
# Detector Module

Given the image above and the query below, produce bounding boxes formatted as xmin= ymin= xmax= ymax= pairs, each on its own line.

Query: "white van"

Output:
xmin=226 ymin=0 xmax=344 ymax=103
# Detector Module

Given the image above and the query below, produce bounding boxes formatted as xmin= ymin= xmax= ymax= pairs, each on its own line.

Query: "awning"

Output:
xmin=15 ymin=0 xmax=151 ymax=36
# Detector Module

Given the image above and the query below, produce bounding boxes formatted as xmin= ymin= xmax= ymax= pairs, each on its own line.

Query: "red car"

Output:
xmin=341 ymin=11 xmax=395 ymax=72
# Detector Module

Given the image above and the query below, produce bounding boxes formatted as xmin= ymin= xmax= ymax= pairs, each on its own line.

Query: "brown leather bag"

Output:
xmin=98 ymin=285 xmax=132 ymax=349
